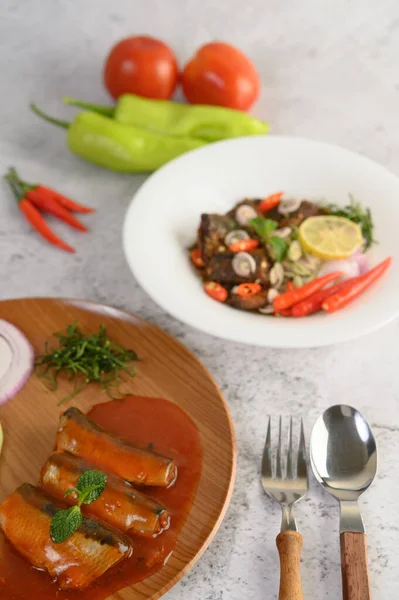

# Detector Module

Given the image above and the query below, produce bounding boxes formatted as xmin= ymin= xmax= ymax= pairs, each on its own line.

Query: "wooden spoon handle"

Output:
xmin=340 ymin=532 xmax=371 ymax=600
xmin=276 ymin=530 xmax=303 ymax=600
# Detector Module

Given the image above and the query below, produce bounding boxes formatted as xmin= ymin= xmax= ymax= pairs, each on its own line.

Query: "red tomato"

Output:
xmin=104 ymin=36 xmax=179 ymax=100
xmin=181 ymin=42 xmax=260 ymax=111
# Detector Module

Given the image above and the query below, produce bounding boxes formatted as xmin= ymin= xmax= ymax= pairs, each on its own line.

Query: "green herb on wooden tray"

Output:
xmin=35 ymin=322 xmax=139 ymax=404
xmin=50 ymin=470 xmax=107 ymax=543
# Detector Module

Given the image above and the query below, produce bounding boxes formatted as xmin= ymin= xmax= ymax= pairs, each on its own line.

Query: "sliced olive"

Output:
xmin=224 ymin=229 xmax=250 ymax=246
xmin=232 ymin=252 xmax=257 ymax=277
xmin=235 ymin=204 xmax=258 ymax=226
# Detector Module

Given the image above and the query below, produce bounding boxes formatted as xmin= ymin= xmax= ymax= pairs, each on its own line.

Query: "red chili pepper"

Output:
xmin=285 ymin=281 xmax=295 ymax=292
xmin=274 ymin=271 xmax=343 ymax=311
xmin=235 ymin=283 xmax=262 ymax=297
xmin=19 ymin=199 xmax=75 ymax=253
xmin=275 ymin=308 xmax=292 ymax=317
xmin=36 ymin=185 xmax=94 ymax=213
xmin=5 ymin=168 xmax=75 ymax=253
xmin=26 ymin=189 xmax=87 ymax=231
xmin=322 ymin=257 xmax=392 ymax=313
xmin=259 ymin=191 xmax=284 ymax=213
xmin=229 ymin=239 xmax=259 ymax=252
xmin=191 ymin=248 xmax=205 ymax=268
xmin=204 ymin=281 xmax=228 ymax=302
xmin=291 ymin=280 xmax=352 ymax=317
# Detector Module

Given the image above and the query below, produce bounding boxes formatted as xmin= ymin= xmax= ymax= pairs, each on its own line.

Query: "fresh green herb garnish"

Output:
xmin=249 ymin=217 xmax=288 ymax=262
xmin=35 ymin=322 xmax=139 ymax=404
xmin=269 ymin=236 xmax=289 ymax=262
xmin=250 ymin=217 xmax=278 ymax=238
xmin=326 ymin=194 xmax=375 ymax=250
xmin=50 ymin=470 xmax=107 ymax=543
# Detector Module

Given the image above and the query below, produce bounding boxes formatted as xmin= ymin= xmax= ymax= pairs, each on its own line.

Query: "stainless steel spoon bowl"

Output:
xmin=310 ymin=405 xmax=377 ymax=600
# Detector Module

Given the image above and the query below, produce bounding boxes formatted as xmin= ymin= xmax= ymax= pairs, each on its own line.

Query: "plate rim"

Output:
xmin=0 ymin=296 xmax=237 ymax=600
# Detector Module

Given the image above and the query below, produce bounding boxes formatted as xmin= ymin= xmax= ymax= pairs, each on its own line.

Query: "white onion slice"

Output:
xmin=278 ymin=197 xmax=302 ymax=214
xmin=269 ymin=263 xmax=285 ymax=287
xmin=235 ymin=204 xmax=258 ymax=225
xmin=0 ymin=319 xmax=34 ymax=405
xmin=267 ymin=288 xmax=279 ymax=303
xmin=225 ymin=229 xmax=249 ymax=246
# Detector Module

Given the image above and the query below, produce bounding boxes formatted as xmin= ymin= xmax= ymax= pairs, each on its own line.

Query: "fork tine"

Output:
xmin=287 ymin=416 xmax=294 ymax=479
xmin=297 ymin=418 xmax=308 ymax=480
xmin=261 ymin=417 xmax=273 ymax=478
xmin=276 ymin=416 xmax=283 ymax=478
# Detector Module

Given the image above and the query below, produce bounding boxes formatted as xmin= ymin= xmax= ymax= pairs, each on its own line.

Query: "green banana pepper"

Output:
xmin=63 ymin=94 xmax=269 ymax=142
xmin=30 ymin=104 xmax=205 ymax=173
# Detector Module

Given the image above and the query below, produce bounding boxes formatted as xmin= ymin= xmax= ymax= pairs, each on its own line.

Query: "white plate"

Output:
xmin=123 ymin=136 xmax=399 ymax=348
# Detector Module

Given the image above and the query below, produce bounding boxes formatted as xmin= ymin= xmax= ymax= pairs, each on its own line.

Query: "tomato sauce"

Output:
xmin=0 ymin=396 xmax=202 ymax=599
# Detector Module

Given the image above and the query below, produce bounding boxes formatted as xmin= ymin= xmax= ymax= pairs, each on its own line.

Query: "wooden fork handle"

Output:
xmin=276 ymin=530 xmax=303 ymax=600
xmin=340 ymin=532 xmax=371 ymax=600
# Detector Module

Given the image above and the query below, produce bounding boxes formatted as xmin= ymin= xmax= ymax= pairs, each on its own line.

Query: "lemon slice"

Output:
xmin=299 ymin=216 xmax=363 ymax=260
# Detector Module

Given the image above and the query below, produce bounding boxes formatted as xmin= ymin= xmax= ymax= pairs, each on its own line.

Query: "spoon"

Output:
xmin=310 ymin=405 xmax=377 ymax=600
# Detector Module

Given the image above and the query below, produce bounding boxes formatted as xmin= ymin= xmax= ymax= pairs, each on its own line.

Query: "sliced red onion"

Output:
xmin=235 ymin=204 xmax=258 ymax=225
xmin=225 ymin=229 xmax=250 ymax=246
xmin=0 ymin=320 xmax=34 ymax=405
xmin=278 ymin=198 xmax=301 ymax=214
xmin=318 ymin=256 xmax=360 ymax=280
xmin=232 ymin=252 xmax=256 ymax=277
xmin=352 ymin=251 xmax=370 ymax=275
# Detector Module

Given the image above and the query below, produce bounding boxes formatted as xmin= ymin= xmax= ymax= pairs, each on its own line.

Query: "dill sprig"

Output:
xmin=326 ymin=194 xmax=376 ymax=250
xmin=35 ymin=322 xmax=139 ymax=404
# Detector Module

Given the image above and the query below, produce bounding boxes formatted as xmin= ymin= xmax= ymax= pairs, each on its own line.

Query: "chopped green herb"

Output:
xmin=35 ymin=322 xmax=139 ymax=404
xmin=50 ymin=470 xmax=107 ymax=543
xmin=326 ymin=194 xmax=375 ymax=250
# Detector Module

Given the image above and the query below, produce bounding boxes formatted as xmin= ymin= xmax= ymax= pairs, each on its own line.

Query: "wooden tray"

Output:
xmin=0 ymin=298 xmax=236 ymax=599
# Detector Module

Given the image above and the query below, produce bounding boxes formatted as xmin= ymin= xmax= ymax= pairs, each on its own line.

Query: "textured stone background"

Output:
xmin=1 ymin=1 xmax=399 ymax=597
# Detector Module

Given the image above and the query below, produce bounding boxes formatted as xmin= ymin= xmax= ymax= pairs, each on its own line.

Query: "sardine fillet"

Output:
xmin=41 ymin=452 xmax=170 ymax=536
xmin=0 ymin=484 xmax=131 ymax=590
xmin=56 ymin=407 xmax=177 ymax=487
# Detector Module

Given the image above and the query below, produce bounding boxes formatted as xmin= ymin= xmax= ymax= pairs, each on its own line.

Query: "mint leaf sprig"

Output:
xmin=50 ymin=470 xmax=107 ymax=543
xmin=249 ymin=217 xmax=289 ymax=262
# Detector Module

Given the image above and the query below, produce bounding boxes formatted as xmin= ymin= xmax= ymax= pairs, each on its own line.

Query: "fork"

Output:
xmin=261 ymin=416 xmax=308 ymax=600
